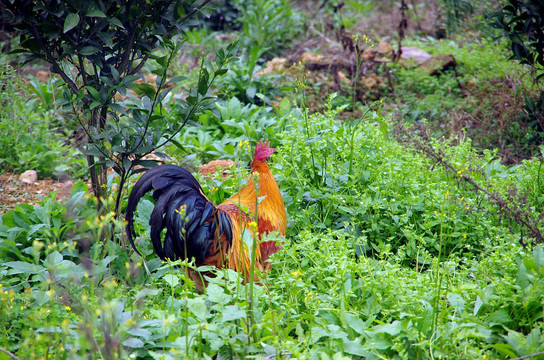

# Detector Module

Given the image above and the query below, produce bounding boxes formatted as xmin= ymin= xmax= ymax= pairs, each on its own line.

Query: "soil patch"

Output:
xmin=0 ymin=173 xmax=73 ymax=213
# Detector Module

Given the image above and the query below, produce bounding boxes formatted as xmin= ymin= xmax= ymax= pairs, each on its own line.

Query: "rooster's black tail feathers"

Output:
xmin=125 ymin=164 xmax=232 ymax=263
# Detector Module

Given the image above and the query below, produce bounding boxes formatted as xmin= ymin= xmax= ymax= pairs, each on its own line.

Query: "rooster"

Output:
xmin=125 ymin=140 xmax=286 ymax=290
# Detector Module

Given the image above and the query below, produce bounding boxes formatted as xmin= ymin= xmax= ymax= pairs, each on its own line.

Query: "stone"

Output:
xmin=420 ymin=54 xmax=457 ymax=75
xmin=399 ymin=47 xmax=432 ymax=65
xmin=19 ymin=170 xmax=38 ymax=184
xmin=378 ymin=41 xmax=392 ymax=54
xmin=362 ymin=48 xmax=378 ymax=61
xmin=256 ymin=57 xmax=288 ymax=77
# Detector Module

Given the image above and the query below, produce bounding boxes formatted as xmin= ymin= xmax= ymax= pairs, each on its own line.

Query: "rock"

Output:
xmin=301 ymin=52 xmax=326 ymax=64
xmin=378 ymin=41 xmax=392 ymax=54
xmin=420 ymin=54 xmax=457 ymax=75
xmin=256 ymin=57 xmax=288 ymax=77
xmin=19 ymin=170 xmax=37 ymax=184
xmin=399 ymin=47 xmax=432 ymax=65
xmin=362 ymin=48 xmax=378 ymax=62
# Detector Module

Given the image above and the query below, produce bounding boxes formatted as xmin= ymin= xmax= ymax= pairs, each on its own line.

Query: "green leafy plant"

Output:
xmin=232 ymin=0 xmax=303 ymax=60
xmin=492 ymin=0 xmax=544 ymax=80
xmin=0 ymin=64 xmax=86 ymax=178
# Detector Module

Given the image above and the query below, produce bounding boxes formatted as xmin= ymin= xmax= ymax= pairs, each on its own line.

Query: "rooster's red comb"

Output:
xmin=254 ymin=139 xmax=275 ymax=161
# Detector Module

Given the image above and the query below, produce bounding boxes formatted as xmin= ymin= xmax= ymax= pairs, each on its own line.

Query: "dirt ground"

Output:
xmin=0 ymin=173 xmax=73 ymax=213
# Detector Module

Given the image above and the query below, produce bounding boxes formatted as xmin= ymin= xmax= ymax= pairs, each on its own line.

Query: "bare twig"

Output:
xmin=0 ymin=347 xmax=21 ymax=360
xmin=511 ymin=352 xmax=544 ymax=360
xmin=393 ymin=120 xmax=544 ymax=246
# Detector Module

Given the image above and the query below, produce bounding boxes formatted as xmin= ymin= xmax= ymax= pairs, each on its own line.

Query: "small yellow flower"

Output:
xmin=95 ymin=309 xmax=101 ymax=316
xmin=291 ymin=269 xmax=302 ymax=277
xmin=65 ymin=305 xmax=71 ymax=311
xmin=248 ymin=221 xmax=258 ymax=233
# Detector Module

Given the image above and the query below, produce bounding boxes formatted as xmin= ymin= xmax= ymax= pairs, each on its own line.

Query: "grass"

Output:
xmin=0 ymin=60 xmax=86 ymax=179
xmin=2 ymin=1 xmax=544 ymax=359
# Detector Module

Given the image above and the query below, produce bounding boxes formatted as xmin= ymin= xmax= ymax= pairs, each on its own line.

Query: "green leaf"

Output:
xmin=246 ymin=85 xmax=256 ymax=99
xmin=155 ymin=55 xmax=168 ymax=68
xmin=197 ymin=69 xmax=209 ymax=96
xmin=305 ymin=135 xmax=321 ymax=146
xmin=44 ymin=251 xmax=63 ymax=268
xmin=206 ymin=284 xmax=229 ymax=305
xmin=107 ymin=17 xmax=124 ymax=29
xmin=222 ymin=305 xmax=245 ymax=322
xmin=80 ymin=46 xmax=99 ymax=56
xmin=373 ymin=321 xmax=401 ymax=336
xmin=86 ymin=86 xmax=101 ymax=100
xmin=176 ymin=5 xmax=185 ymax=18
xmin=123 ymin=337 xmax=144 ymax=348
xmin=132 ymin=83 xmax=156 ymax=98
xmin=167 ymin=76 xmax=186 ymax=85
xmin=343 ymin=339 xmax=368 ymax=357
xmin=64 ymin=13 xmax=80 ymax=33
xmin=28 ymin=223 xmax=46 ymax=236
xmin=126 ymin=328 xmax=152 ymax=341
xmin=80 ymin=144 xmax=106 ymax=157
xmin=86 ymin=8 xmax=106 ymax=18
xmin=487 ymin=309 xmax=513 ymax=325
xmin=277 ymin=97 xmax=291 ymax=116
xmin=491 ymin=343 xmax=518 ymax=358
xmin=163 ymin=274 xmax=179 ymax=288
xmin=4 ymin=261 xmax=45 ymax=275
xmin=187 ymin=297 xmax=207 ymax=321
xmin=97 ymin=32 xmax=113 ymax=48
